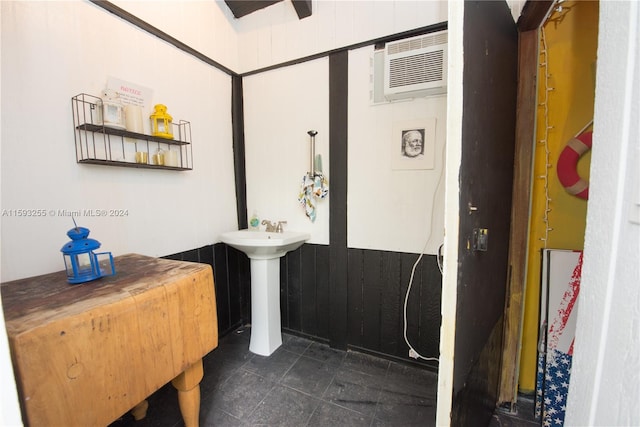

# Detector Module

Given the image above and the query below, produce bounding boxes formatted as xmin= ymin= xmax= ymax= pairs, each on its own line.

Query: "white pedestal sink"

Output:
xmin=220 ymin=229 xmax=310 ymax=356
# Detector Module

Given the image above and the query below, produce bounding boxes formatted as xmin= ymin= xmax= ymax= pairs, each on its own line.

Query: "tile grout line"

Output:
xmin=241 ymin=340 xmax=308 ymax=424
xmin=240 ymin=374 xmax=279 ymax=423
xmin=198 ymin=332 xmax=441 ymax=426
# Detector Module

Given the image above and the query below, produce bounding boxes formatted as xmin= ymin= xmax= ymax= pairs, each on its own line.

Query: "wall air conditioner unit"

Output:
xmin=383 ymin=30 xmax=448 ymax=101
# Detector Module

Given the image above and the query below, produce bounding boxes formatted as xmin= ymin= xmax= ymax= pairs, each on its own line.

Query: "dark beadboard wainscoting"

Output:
xmin=164 ymin=243 xmax=441 ymax=370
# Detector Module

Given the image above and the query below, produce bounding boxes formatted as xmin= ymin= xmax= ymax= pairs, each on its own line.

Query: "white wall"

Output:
xmin=0 ymin=1 xmax=238 ymax=281
xmin=233 ymin=0 xmax=447 ymax=73
xmin=117 ymin=0 xmax=449 ymax=252
xmin=566 ymin=1 xmax=640 ymax=425
xmin=243 ymin=59 xmax=330 ymax=242
xmin=243 ymin=46 xmax=446 ymax=253
xmin=109 ymin=1 xmax=448 ymax=75
xmin=348 ymin=46 xmax=446 ymax=254
xmin=111 ymin=0 xmax=240 ymax=72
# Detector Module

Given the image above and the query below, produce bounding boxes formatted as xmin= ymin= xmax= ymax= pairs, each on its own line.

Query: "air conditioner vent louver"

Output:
xmin=386 ymin=32 xmax=448 ymax=55
xmin=380 ymin=30 xmax=447 ymax=101
xmin=388 ymin=50 xmax=444 ymax=88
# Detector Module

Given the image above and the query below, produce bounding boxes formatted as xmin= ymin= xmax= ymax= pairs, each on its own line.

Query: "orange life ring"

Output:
xmin=557 ymin=131 xmax=592 ymax=200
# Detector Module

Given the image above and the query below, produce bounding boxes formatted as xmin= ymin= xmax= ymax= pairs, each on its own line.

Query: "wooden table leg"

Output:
xmin=130 ymin=400 xmax=149 ymax=420
xmin=171 ymin=359 xmax=204 ymax=427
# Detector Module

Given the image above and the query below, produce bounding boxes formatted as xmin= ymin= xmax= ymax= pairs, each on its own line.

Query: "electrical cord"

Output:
xmin=403 ymin=248 xmax=440 ymax=362
xmin=402 ymin=139 xmax=446 ymax=362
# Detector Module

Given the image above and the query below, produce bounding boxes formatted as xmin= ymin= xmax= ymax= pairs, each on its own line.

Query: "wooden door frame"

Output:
xmin=498 ymin=0 xmax=554 ymax=406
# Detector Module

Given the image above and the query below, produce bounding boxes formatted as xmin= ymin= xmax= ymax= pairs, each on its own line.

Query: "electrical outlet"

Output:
xmin=409 ymin=349 xmax=419 ymax=359
xmin=472 ymin=228 xmax=489 ymax=251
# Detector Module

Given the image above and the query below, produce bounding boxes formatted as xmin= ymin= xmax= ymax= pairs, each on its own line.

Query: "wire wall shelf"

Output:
xmin=71 ymin=93 xmax=193 ymax=171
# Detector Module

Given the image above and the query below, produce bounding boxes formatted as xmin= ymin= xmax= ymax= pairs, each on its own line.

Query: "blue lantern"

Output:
xmin=61 ymin=225 xmax=115 ymax=284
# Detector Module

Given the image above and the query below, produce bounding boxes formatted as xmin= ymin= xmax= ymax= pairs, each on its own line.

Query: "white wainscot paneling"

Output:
xmin=243 ymin=58 xmax=330 ymax=245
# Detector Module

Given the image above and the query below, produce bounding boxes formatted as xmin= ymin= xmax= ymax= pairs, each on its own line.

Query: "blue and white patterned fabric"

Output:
xmin=536 ymin=250 xmax=582 ymax=427
xmin=535 ymin=351 xmax=545 ymax=420
xmin=541 ymin=349 xmax=573 ymax=426
xmin=298 ymin=173 xmax=328 ymax=222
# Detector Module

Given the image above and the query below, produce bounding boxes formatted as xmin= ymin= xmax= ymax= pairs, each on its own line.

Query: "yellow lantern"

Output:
xmin=149 ymin=104 xmax=174 ymax=139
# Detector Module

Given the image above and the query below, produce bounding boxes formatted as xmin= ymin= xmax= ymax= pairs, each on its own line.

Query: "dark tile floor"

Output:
xmin=112 ymin=328 xmax=538 ymax=427
xmin=112 ymin=327 xmax=437 ymax=426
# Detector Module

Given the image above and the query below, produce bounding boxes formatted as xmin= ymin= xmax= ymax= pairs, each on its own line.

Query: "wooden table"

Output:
xmin=1 ymin=253 xmax=218 ymax=427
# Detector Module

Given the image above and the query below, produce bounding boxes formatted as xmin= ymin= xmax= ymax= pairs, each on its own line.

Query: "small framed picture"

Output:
xmin=391 ymin=118 xmax=436 ymax=170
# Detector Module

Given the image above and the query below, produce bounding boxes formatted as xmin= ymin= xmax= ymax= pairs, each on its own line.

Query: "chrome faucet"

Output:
xmin=275 ymin=221 xmax=287 ymax=233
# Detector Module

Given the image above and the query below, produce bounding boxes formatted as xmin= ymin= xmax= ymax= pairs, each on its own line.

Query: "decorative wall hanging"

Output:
xmin=391 ymin=118 xmax=436 ymax=170
xmin=557 ymin=124 xmax=593 ymax=200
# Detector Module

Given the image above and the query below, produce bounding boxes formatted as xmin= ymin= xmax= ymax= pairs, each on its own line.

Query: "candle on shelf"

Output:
xmin=124 ymin=105 xmax=144 ymax=160
xmin=152 ymin=150 xmax=165 ymax=166
xmin=135 ymin=152 xmax=148 ymax=164
xmin=164 ymin=150 xmax=179 ymax=167
xmin=124 ymin=105 xmax=144 ymax=134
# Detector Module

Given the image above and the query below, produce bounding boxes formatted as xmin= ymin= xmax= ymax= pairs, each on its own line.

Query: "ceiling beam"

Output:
xmin=224 ymin=0 xmax=282 ymax=19
xmin=291 ymin=0 xmax=312 ymax=19
xmin=224 ymin=0 xmax=311 ymax=20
